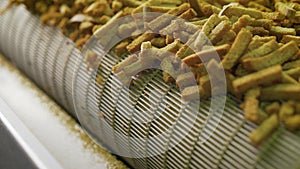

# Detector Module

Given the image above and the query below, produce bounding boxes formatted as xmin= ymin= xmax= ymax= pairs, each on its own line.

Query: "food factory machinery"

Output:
xmin=1 ymin=0 xmax=300 ymax=168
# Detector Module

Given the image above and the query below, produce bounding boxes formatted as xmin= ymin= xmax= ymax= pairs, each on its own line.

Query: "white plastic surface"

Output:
xmin=0 ymin=57 xmax=113 ymax=169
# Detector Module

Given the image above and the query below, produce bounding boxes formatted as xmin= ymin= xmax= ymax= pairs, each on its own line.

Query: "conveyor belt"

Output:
xmin=1 ymin=4 xmax=300 ymax=169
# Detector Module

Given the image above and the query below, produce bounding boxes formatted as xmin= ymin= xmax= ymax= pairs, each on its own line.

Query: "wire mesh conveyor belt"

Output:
xmin=1 ymin=4 xmax=300 ymax=169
